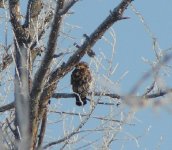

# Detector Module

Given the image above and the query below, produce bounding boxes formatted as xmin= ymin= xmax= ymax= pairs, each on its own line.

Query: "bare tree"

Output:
xmin=0 ymin=0 xmax=172 ymax=149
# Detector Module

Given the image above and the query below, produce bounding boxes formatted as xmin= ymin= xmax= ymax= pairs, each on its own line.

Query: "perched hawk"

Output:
xmin=71 ymin=62 xmax=92 ymax=106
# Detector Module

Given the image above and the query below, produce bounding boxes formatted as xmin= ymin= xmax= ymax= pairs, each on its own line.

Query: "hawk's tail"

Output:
xmin=75 ymin=95 xmax=87 ymax=106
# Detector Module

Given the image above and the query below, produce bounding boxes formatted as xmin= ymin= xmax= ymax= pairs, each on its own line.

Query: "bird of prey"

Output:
xmin=71 ymin=62 xmax=92 ymax=106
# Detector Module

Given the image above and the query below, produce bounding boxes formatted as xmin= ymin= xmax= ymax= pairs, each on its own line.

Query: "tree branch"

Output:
xmin=30 ymin=0 xmax=66 ymax=104
xmin=0 ymin=102 xmax=14 ymax=112
xmin=0 ymin=54 xmax=13 ymax=72
xmin=9 ymin=0 xmax=21 ymax=27
xmin=144 ymin=89 xmax=172 ymax=99
xmin=9 ymin=0 xmax=30 ymax=45
xmin=24 ymin=0 xmax=42 ymax=28
xmin=6 ymin=119 xmax=20 ymax=140
xmin=52 ymin=90 xmax=172 ymax=100
xmin=0 ymin=88 xmax=172 ymax=113
xmin=30 ymin=10 xmax=54 ymax=50
xmin=30 ymin=0 xmax=76 ymax=148
xmin=52 ymin=92 xmax=120 ymax=99
xmin=0 ymin=0 xmax=7 ymax=8
xmin=0 ymin=10 xmax=54 ymax=73
xmin=52 ymin=92 xmax=119 ymax=105
xmin=37 ymin=107 xmax=47 ymax=148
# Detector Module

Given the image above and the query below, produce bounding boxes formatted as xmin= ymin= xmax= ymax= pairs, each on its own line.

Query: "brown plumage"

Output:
xmin=71 ymin=62 xmax=92 ymax=106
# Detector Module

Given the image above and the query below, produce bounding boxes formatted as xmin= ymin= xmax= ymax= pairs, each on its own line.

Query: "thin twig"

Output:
xmin=6 ymin=118 xmax=20 ymax=140
xmin=49 ymin=110 xmax=121 ymax=123
xmin=142 ymin=81 xmax=155 ymax=96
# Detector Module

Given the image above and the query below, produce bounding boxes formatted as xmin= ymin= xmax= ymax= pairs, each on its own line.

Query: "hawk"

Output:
xmin=71 ymin=61 xmax=92 ymax=106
